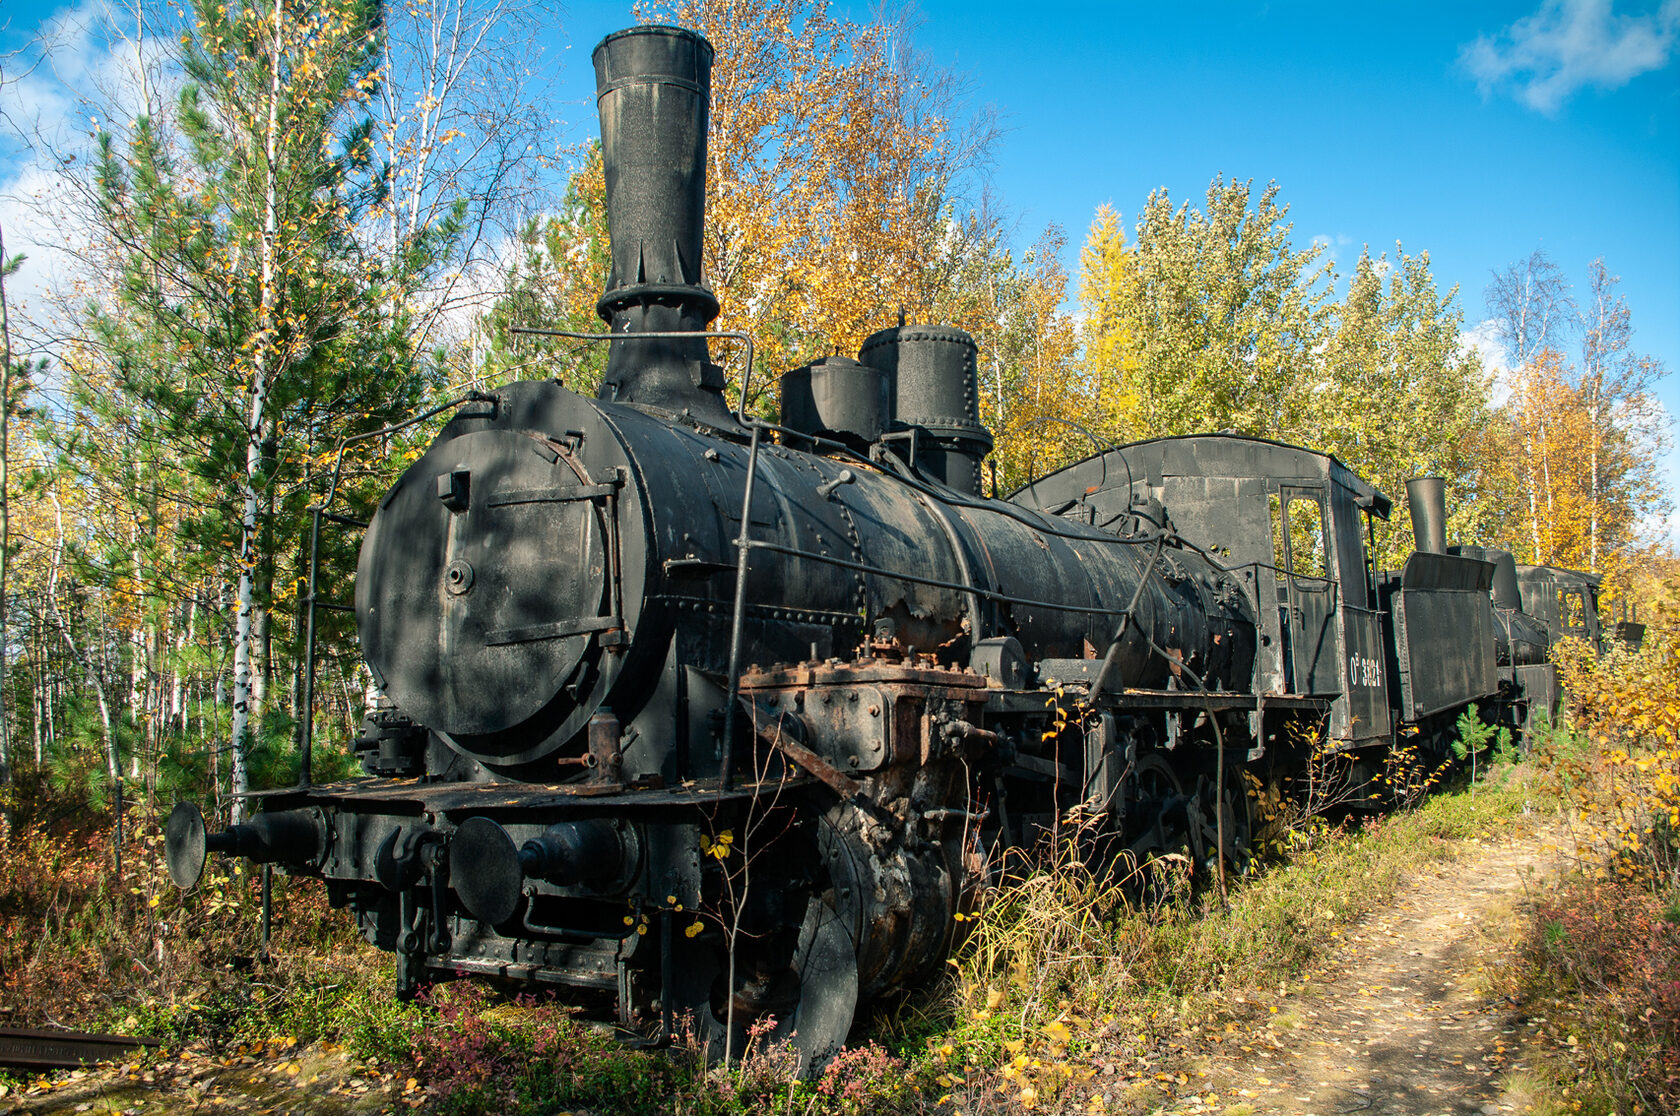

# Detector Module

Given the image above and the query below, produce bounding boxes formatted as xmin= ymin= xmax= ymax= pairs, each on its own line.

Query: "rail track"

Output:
xmin=0 ymin=1027 xmax=159 ymax=1070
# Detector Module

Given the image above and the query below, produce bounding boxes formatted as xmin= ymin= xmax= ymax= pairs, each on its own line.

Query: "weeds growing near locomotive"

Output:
xmin=885 ymin=769 xmax=1540 ymax=1114
xmin=1239 ymin=715 xmax=1472 ymax=862
xmin=0 ymin=638 xmax=1559 ymax=1113
xmin=0 ymin=794 xmax=420 ymax=1054
xmin=343 ymin=773 xmax=1541 ymax=1116
xmin=0 ymin=751 xmax=1547 ymax=1115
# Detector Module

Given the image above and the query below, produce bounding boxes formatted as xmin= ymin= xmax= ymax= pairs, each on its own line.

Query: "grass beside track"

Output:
xmin=895 ymin=768 xmax=1542 ymax=1115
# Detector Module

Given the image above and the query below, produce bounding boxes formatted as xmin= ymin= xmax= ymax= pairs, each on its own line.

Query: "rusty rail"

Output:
xmin=0 ymin=1027 xmax=160 ymax=1069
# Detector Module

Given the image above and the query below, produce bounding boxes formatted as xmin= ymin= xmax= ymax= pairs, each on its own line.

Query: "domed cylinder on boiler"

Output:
xmin=860 ymin=325 xmax=994 ymax=495
xmin=779 ymin=356 xmax=888 ymax=453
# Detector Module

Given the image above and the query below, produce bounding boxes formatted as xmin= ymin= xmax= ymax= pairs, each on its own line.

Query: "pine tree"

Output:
xmin=72 ymin=0 xmax=451 ymax=814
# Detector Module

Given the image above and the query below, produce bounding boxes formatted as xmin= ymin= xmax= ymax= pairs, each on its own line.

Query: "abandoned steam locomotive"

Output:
xmin=165 ymin=24 xmax=1590 ymax=1067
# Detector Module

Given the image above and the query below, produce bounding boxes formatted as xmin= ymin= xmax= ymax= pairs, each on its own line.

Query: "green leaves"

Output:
xmin=1079 ymin=178 xmax=1331 ymax=443
xmin=1076 ymin=179 xmax=1491 ymax=568
xmin=35 ymin=0 xmax=464 ymax=803
xmin=1317 ymin=245 xmax=1491 ymax=567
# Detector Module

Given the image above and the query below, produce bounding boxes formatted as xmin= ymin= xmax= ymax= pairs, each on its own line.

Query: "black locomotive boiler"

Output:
xmin=166 ymin=24 xmax=1572 ymax=1067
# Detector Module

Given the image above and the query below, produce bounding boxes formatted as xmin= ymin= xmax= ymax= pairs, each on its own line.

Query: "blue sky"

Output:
xmin=4 ymin=0 xmax=1679 ymax=534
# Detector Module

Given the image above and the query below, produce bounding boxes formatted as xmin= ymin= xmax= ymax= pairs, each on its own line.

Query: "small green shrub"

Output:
xmin=1453 ymin=703 xmax=1517 ymax=785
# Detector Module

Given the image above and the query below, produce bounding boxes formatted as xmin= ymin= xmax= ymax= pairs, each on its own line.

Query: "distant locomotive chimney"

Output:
xmin=592 ymin=26 xmax=735 ymax=426
xmin=1406 ymin=477 xmax=1448 ymax=555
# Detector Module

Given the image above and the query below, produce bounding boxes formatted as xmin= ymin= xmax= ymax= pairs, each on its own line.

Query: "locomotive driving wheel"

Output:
xmin=1186 ymin=765 xmax=1255 ymax=880
xmin=1120 ymin=754 xmax=1194 ymax=879
xmin=664 ymin=895 xmax=857 ymax=1074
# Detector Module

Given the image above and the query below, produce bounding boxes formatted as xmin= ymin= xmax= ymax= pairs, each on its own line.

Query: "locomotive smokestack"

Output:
xmin=1406 ymin=476 xmax=1448 ymax=554
xmin=592 ymin=26 xmax=735 ymax=425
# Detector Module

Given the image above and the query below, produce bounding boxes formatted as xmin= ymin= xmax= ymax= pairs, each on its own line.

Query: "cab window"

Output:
xmin=1560 ymin=589 xmax=1586 ymax=632
xmin=1271 ymin=492 xmax=1327 ymax=580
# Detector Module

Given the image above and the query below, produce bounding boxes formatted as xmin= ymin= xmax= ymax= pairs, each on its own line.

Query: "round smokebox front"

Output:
xmin=356 ymin=425 xmax=615 ymax=765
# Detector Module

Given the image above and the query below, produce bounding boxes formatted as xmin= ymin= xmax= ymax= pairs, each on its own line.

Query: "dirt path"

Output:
xmin=1164 ymin=827 xmax=1562 ymax=1116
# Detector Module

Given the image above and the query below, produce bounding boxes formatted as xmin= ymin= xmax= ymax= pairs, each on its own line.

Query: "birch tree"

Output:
xmin=1485 ymin=249 xmax=1577 ymax=560
xmin=971 ymin=226 xmax=1086 ymax=492
xmin=1077 ymin=179 xmax=1330 ymax=440
xmin=1483 ymin=252 xmax=1670 ymax=584
xmin=371 ymin=0 xmax=559 ymax=347
xmin=0 ymin=224 xmax=19 ymax=786
xmin=1077 ymin=196 xmax=1504 ymax=566
xmin=1578 ymin=258 xmax=1667 ymax=574
xmin=1316 ymin=246 xmax=1492 ymax=566
xmin=81 ymin=0 xmax=440 ymax=815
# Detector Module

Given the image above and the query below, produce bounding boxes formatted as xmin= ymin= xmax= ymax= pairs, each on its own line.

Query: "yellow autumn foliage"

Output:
xmin=621 ymin=0 xmax=1009 ymax=403
xmin=1485 ymin=348 xmax=1673 ymax=601
xmin=1548 ymin=579 xmax=1680 ymax=883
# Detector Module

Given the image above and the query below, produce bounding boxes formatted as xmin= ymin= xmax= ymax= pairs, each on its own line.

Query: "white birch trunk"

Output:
xmin=1590 ymin=393 xmax=1600 ymax=572
xmin=171 ymin=597 xmax=192 ymax=732
xmin=32 ymin=674 xmax=44 ymax=765
xmin=1539 ymin=413 xmax=1552 ymax=560
xmin=229 ymin=0 xmax=286 ymax=822
xmin=0 ymin=221 xmax=14 ymax=785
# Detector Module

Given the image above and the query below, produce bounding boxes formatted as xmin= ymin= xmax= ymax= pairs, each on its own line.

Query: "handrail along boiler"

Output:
xmin=166 ymin=24 xmax=1586 ymax=1066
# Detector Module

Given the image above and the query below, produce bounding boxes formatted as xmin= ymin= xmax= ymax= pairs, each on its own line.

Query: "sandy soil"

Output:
xmin=1161 ymin=827 xmax=1562 ymax=1116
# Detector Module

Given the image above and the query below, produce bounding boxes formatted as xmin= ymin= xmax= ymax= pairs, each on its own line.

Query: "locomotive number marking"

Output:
xmin=1348 ymin=654 xmax=1381 ymax=688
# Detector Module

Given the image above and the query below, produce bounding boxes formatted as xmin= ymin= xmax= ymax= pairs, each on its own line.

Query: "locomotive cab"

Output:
xmin=1516 ymin=565 xmax=1606 ymax=653
xmin=1010 ymin=435 xmax=1394 ymax=745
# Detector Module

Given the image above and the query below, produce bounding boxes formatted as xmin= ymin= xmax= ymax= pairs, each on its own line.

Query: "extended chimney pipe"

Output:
xmin=592 ymin=26 xmax=735 ymax=426
xmin=1406 ymin=477 xmax=1448 ymax=555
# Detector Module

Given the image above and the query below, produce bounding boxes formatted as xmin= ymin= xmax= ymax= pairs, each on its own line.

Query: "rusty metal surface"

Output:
xmin=771 ymin=732 xmax=862 ymax=799
xmin=740 ymin=659 xmax=987 ymax=693
xmin=0 ymin=1027 xmax=159 ymax=1070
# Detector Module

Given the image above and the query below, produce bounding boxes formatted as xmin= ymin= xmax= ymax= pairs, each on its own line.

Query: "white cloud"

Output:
xmin=1458 ymin=317 xmax=1512 ymax=369
xmin=2 ymin=1 xmax=130 ymax=152
xmin=1311 ymin=232 xmax=1355 ymax=276
xmin=1460 ymin=318 xmax=1515 ymax=403
xmin=0 ymin=161 xmax=81 ymax=323
xmin=1461 ymin=0 xmax=1680 ymax=113
xmin=2 ymin=0 xmax=179 ymax=348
